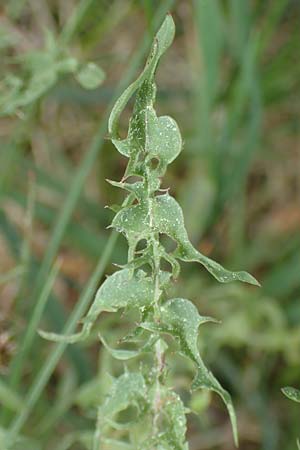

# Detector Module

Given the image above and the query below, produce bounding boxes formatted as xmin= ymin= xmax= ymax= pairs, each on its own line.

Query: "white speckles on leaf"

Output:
xmin=141 ymin=298 xmax=238 ymax=447
xmin=39 ymin=269 xmax=154 ymax=344
xmin=282 ymin=386 xmax=300 ymax=403
xmin=101 ymin=372 xmax=148 ymax=419
xmin=39 ymin=12 xmax=260 ymax=449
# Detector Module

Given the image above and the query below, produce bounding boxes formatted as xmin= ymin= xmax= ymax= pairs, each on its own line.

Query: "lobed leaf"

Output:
xmin=141 ymin=297 xmax=238 ymax=447
xmin=155 ymin=194 xmax=260 ymax=285
xmin=111 ymin=201 xmax=149 ymax=246
xmin=145 ymin=113 xmax=182 ymax=175
xmin=105 ymin=11 xmax=259 ymax=449
xmin=108 ymin=15 xmax=180 ymax=176
xmin=108 ymin=14 xmax=174 ymax=138
xmin=101 ymin=372 xmax=147 ymax=419
xmin=112 ymin=191 xmax=259 ymax=285
xmin=39 ymin=269 xmax=154 ymax=343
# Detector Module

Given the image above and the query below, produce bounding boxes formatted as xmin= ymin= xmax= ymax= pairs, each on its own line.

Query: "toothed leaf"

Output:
xmin=108 ymin=15 xmax=176 ymax=172
xmin=40 ymin=269 xmax=155 ymax=343
xmin=155 ymin=194 xmax=259 ymax=286
xmin=113 ymin=192 xmax=259 ymax=286
xmin=141 ymin=297 xmax=238 ymax=447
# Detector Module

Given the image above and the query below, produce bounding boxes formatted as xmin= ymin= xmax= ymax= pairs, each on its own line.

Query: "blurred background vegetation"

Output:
xmin=0 ymin=0 xmax=300 ymax=449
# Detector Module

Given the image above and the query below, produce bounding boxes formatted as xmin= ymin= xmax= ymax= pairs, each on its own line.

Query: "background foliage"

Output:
xmin=0 ymin=1 xmax=299 ymax=449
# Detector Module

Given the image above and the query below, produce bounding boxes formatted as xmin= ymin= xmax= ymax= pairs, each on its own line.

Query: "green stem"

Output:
xmin=153 ymin=338 xmax=164 ymax=438
xmin=151 ymin=249 xmax=163 ymax=440
xmin=146 ymin=169 xmax=164 ymax=439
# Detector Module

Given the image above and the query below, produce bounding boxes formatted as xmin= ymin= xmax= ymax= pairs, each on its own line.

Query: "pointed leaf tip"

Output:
xmin=38 ymin=328 xmax=87 ymax=344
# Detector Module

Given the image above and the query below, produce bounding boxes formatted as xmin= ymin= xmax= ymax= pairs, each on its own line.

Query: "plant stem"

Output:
xmin=153 ymin=338 xmax=164 ymax=437
xmin=146 ymin=167 xmax=164 ymax=439
xmin=152 ymin=259 xmax=163 ymax=439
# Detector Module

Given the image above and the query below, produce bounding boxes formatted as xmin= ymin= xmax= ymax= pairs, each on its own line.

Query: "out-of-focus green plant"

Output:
xmin=0 ymin=30 xmax=104 ymax=116
xmin=39 ymin=15 xmax=260 ymax=448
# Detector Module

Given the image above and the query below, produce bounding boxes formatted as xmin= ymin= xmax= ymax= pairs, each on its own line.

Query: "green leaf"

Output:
xmin=56 ymin=57 xmax=78 ymax=74
xmin=145 ymin=112 xmax=182 ymax=174
xmin=111 ymin=201 xmax=149 ymax=246
xmin=109 ymin=14 xmax=174 ymax=133
xmin=101 ymin=372 xmax=148 ymax=419
xmin=141 ymin=298 xmax=238 ymax=447
xmin=156 ymin=193 xmax=259 ymax=285
xmin=75 ymin=63 xmax=105 ymax=89
xmin=141 ymin=389 xmax=188 ymax=450
xmin=107 ymin=179 xmax=148 ymax=202
xmin=112 ymin=192 xmax=259 ymax=285
xmin=39 ymin=269 xmax=155 ymax=343
xmin=160 ymin=390 xmax=188 ymax=450
xmin=282 ymin=386 xmax=300 ymax=403
xmin=108 ymin=14 xmax=176 ymax=170
xmin=99 ymin=333 xmax=158 ymax=361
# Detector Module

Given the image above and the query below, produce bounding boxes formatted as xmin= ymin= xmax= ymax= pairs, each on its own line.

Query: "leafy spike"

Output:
xmin=40 ymin=14 xmax=259 ymax=448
